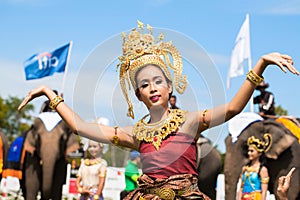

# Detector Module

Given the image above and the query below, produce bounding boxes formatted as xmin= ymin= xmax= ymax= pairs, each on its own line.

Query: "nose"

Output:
xmin=149 ymin=82 xmax=157 ymax=93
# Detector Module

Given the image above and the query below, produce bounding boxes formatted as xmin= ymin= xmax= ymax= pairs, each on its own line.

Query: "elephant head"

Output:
xmin=224 ymin=119 xmax=300 ymax=200
xmin=24 ymin=117 xmax=79 ymax=200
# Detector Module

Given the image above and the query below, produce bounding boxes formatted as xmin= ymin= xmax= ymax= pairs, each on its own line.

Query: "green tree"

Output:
xmin=275 ymin=105 xmax=288 ymax=116
xmin=0 ymin=96 xmax=34 ymax=141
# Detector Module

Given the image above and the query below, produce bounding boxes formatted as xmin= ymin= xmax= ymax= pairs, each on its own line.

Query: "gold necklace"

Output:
xmin=84 ymin=158 xmax=102 ymax=166
xmin=133 ymin=109 xmax=186 ymax=150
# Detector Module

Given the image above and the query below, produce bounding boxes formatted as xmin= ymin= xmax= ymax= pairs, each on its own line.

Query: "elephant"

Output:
xmin=0 ymin=129 xmax=9 ymax=182
xmin=197 ymin=135 xmax=223 ymax=200
xmin=224 ymin=116 xmax=300 ymax=200
xmin=22 ymin=113 xmax=80 ymax=200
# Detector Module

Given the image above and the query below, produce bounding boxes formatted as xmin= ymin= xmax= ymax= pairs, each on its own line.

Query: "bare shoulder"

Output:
xmin=260 ymin=166 xmax=269 ymax=176
xmin=185 ymin=110 xmax=201 ymax=123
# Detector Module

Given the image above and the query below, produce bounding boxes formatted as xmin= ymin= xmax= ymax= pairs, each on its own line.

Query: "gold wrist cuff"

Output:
xmin=49 ymin=95 xmax=64 ymax=110
xmin=77 ymin=187 xmax=83 ymax=193
xmin=94 ymin=195 xmax=100 ymax=200
xmin=246 ymin=70 xmax=264 ymax=86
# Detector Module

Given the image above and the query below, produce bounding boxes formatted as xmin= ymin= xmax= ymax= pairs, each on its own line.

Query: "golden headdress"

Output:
xmin=117 ymin=21 xmax=188 ymax=119
xmin=247 ymin=133 xmax=272 ymax=153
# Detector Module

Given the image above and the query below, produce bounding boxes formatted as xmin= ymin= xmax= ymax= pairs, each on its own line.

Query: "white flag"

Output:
xmin=227 ymin=14 xmax=251 ymax=88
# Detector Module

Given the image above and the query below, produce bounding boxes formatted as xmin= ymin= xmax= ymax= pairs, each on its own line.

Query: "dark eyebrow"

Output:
xmin=153 ymin=75 xmax=163 ymax=80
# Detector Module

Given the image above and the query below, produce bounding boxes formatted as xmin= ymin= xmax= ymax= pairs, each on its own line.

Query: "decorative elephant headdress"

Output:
xmin=117 ymin=20 xmax=188 ymax=119
xmin=247 ymin=133 xmax=272 ymax=153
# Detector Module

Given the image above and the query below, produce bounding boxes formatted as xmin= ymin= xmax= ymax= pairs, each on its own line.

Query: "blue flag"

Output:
xmin=24 ymin=43 xmax=71 ymax=80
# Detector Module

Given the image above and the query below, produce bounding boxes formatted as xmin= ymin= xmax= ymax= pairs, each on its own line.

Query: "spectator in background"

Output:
xmin=277 ymin=167 xmax=295 ymax=200
xmin=120 ymin=151 xmax=141 ymax=199
xmin=169 ymin=95 xmax=179 ymax=109
xmin=238 ymin=134 xmax=272 ymax=200
xmin=76 ymin=140 xmax=107 ymax=200
xmin=254 ymin=81 xmax=276 ymax=118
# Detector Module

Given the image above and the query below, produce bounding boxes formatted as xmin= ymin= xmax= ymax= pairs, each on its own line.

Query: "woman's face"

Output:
xmin=136 ymin=65 xmax=172 ymax=109
xmin=248 ymin=146 xmax=262 ymax=161
xmin=88 ymin=140 xmax=102 ymax=158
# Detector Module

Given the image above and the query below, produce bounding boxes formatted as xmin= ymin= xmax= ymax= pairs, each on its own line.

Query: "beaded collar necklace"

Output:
xmin=133 ymin=109 xmax=186 ymax=150
xmin=84 ymin=158 xmax=102 ymax=166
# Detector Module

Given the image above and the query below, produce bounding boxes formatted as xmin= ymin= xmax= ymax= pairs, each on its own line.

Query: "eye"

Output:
xmin=155 ymin=79 xmax=163 ymax=84
xmin=140 ymin=83 xmax=148 ymax=88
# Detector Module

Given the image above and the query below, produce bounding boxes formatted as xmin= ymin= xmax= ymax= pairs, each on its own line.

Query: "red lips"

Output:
xmin=150 ymin=95 xmax=160 ymax=102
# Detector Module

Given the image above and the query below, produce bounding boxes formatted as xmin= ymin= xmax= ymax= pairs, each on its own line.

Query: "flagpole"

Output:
xmin=60 ymin=41 xmax=73 ymax=95
xmin=246 ymin=14 xmax=254 ymax=113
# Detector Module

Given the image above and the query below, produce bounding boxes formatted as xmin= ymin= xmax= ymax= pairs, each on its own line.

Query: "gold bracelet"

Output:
xmin=112 ymin=126 xmax=120 ymax=145
xmin=246 ymin=70 xmax=264 ymax=86
xmin=94 ymin=195 xmax=100 ymax=200
xmin=77 ymin=187 xmax=83 ymax=193
xmin=49 ymin=95 xmax=64 ymax=110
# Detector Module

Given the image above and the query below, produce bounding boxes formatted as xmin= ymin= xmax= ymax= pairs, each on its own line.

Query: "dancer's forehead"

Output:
xmin=136 ymin=65 xmax=167 ymax=83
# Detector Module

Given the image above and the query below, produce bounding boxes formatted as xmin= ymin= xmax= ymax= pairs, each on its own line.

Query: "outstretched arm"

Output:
xmin=196 ymin=52 xmax=298 ymax=132
xmin=18 ymin=85 xmax=138 ymax=149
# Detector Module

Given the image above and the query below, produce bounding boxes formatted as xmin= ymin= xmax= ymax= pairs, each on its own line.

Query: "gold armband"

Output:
xmin=112 ymin=126 xmax=120 ymax=145
xmin=246 ymin=70 xmax=264 ymax=86
xmin=49 ymin=95 xmax=64 ymax=110
xmin=202 ymin=109 xmax=208 ymax=127
xmin=261 ymin=177 xmax=269 ymax=184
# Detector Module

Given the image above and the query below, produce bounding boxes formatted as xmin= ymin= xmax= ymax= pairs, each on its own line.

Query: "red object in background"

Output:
xmin=69 ymin=178 xmax=78 ymax=194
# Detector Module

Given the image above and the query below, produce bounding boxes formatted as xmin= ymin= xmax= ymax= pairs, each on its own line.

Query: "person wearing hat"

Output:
xmin=254 ymin=81 xmax=276 ymax=118
xmin=120 ymin=151 xmax=141 ymax=199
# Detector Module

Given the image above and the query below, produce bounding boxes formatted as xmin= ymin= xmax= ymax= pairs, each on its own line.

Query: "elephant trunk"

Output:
xmin=41 ymin=155 xmax=56 ymax=199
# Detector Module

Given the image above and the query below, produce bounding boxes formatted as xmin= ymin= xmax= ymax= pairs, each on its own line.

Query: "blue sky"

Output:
xmin=1 ymin=0 xmax=300 ymax=152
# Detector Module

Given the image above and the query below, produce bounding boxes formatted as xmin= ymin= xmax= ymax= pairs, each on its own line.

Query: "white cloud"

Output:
xmin=263 ymin=0 xmax=300 ymax=15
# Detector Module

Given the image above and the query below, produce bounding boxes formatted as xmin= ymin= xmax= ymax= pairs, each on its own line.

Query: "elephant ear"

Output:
xmin=61 ymin=121 xmax=80 ymax=155
xmin=24 ymin=119 xmax=42 ymax=155
xmin=263 ymin=120 xmax=296 ymax=160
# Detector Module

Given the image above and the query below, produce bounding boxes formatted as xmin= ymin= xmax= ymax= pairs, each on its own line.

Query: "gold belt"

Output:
xmin=144 ymin=184 xmax=197 ymax=200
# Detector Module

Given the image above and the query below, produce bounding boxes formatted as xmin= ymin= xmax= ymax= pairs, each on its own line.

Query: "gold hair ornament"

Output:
xmin=247 ymin=133 xmax=272 ymax=153
xmin=117 ymin=21 xmax=188 ymax=119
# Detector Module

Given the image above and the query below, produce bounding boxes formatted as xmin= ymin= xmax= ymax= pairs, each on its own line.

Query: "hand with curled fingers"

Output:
xmin=261 ymin=52 xmax=299 ymax=75
xmin=18 ymin=85 xmax=57 ymax=111
xmin=277 ymin=167 xmax=296 ymax=200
